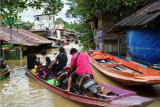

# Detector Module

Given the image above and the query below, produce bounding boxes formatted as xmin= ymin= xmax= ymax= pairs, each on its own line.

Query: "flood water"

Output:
xmin=0 ymin=43 xmax=160 ymax=107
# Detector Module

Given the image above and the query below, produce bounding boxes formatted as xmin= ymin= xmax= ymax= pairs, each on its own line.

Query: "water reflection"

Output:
xmin=0 ymin=43 xmax=84 ymax=107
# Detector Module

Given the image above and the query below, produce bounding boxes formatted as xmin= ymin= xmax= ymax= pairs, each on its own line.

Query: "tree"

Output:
xmin=66 ymin=0 xmax=156 ymax=21
xmin=0 ymin=0 xmax=64 ymax=21
xmin=55 ymin=18 xmax=66 ymax=24
xmin=65 ymin=0 xmax=157 ymax=49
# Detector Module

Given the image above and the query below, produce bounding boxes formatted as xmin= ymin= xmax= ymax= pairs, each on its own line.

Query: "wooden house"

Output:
xmin=109 ymin=0 xmax=160 ymax=65
xmin=86 ymin=10 xmax=127 ymax=55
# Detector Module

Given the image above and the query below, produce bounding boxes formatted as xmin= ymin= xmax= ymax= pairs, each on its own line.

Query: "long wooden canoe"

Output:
xmin=88 ymin=50 xmax=160 ymax=85
xmin=25 ymin=68 xmax=154 ymax=107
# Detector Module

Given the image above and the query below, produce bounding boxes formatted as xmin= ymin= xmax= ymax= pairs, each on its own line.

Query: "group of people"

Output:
xmin=27 ymin=47 xmax=99 ymax=92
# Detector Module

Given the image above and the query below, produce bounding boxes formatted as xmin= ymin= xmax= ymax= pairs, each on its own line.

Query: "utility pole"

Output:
xmin=9 ymin=24 xmax=13 ymax=50
xmin=6 ymin=17 xmax=14 ymax=50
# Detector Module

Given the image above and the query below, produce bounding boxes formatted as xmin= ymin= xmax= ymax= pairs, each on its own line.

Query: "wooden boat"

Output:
xmin=0 ymin=69 xmax=10 ymax=80
xmin=50 ymin=44 xmax=63 ymax=48
xmin=25 ymin=68 xmax=154 ymax=107
xmin=63 ymin=42 xmax=69 ymax=45
xmin=88 ymin=50 xmax=160 ymax=85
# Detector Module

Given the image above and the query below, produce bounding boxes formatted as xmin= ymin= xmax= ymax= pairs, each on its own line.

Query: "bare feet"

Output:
xmin=64 ymin=89 xmax=70 ymax=92
xmin=100 ymin=87 xmax=104 ymax=93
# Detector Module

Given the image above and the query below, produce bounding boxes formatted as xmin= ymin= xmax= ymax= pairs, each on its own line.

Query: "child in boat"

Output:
xmin=48 ymin=47 xmax=68 ymax=85
xmin=36 ymin=65 xmax=48 ymax=79
xmin=45 ymin=57 xmax=57 ymax=78
xmin=31 ymin=65 xmax=37 ymax=75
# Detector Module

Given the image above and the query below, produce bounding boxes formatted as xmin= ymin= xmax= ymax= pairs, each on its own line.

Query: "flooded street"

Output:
xmin=0 ymin=43 xmax=160 ymax=107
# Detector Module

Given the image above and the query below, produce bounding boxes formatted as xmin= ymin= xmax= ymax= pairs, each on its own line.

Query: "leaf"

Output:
xmin=133 ymin=1 xmax=137 ymax=4
xmin=129 ymin=2 xmax=132 ymax=6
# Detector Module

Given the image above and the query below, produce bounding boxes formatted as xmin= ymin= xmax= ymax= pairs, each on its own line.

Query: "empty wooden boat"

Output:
xmin=88 ymin=50 xmax=160 ymax=85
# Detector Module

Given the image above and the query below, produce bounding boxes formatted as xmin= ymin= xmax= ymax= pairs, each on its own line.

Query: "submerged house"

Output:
xmin=109 ymin=0 xmax=160 ymax=65
xmin=0 ymin=26 xmax=52 ymax=58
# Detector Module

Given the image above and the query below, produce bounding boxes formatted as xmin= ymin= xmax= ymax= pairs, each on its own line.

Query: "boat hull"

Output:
xmin=50 ymin=44 xmax=63 ymax=48
xmin=0 ymin=69 xmax=10 ymax=80
xmin=88 ymin=52 xmax=160 ymax=85
xmin=25 ymin=68 xmax=154 ymax=107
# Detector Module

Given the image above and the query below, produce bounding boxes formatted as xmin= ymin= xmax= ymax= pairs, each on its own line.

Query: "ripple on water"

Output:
xmin=0 ymin=45 xmax=84 ymax=107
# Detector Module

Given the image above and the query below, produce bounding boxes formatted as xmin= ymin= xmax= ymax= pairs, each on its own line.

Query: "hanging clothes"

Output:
xmin=94 ymin=29 xmax=97 ymax=36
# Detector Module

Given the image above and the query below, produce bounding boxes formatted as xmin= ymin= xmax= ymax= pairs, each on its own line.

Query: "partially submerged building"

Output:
xmin=109 ymin=0 xmax=160 ymax=65
xmin=0 ymin=26 xmax=52 ymax=59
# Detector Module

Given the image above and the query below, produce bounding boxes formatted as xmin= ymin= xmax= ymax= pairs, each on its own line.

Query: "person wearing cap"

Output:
xmin=27 ymin=49 xmax=40 ymax=70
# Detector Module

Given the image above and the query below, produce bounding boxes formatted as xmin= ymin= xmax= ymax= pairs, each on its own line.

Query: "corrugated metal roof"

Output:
xmin=114 ymin=0 xmax=160 ymax=27
xmin=86 ymin=10 xmax=109 ymax=22
xmin=55 ymin=24 xmax=64 ymax=30
xmin=0 ymin=27 xmax=52 ymax=46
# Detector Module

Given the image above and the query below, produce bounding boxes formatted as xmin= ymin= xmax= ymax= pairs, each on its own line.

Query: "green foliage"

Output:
xmin=65 ymin=0 xmax=155 ymax=48
xmin=2 ymin=50 xmax=21 ymax=60
xmin=66 ymin=0 xmax=155 ymax=21
xmin=0 ymin=0 xmax=64 ymax=22
xmin=55 ymin=18 xmax=66 ymax=24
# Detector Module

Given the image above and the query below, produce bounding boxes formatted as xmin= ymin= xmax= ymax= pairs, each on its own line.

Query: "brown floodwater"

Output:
xmin=0 ymin=43 xmax=160 ymax=107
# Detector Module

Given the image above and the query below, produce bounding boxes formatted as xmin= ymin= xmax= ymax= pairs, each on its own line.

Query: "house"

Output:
xmin=86 ymin=10 xmax=128 ymax=55
xmin=109 ymin=0 xmax=160 ymax=65
xmin=55 ymin=24 xmax=65 ymax=39
xmin=33 ymin=14 xmax=55 ymax=30
xmin=30 ymin=14 xmax=55 ymax=37
xmin=0 ymin=26 xmax=52 ymax=58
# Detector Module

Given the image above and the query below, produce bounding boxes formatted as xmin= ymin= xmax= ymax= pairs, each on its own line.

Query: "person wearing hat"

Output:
xmin=27 ymin=49 xmax=40 ymax=70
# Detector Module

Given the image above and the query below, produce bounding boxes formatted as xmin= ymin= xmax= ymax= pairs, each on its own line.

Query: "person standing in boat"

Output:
xmin=27 ymin=49 xmax=40 ymax=70
xmin=65 ymin=48 xmax=99 ymax=92
xmin=48 ymin=47 xmax=68 ymax=85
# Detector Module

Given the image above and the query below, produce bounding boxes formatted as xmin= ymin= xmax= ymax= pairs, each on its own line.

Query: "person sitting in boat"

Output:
xmin=31 ymin=65 xmax=37 ymax=75
xmin=52 ymin=41 xmax=56 ymax=46
xmin=36 ymin=65 xmax=48 ymax=79
xmin=0 ymin=58 xmax=7 ymax=69
xmin=64 ymin=48 xmax=100 ymax=92
xmin=41 ymin=48 xmax=47 ymax=56
xmin=27 ymin=49 xmax=40 ymax=70
xmin=48 ymin=47 xmax=68 ymax=85
xmin=45 ymin=57 xmax=57 ymax=77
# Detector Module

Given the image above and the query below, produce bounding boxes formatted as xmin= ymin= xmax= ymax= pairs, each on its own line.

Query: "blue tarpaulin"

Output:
xmin=127 ymin=24 xmax=160 ymax=65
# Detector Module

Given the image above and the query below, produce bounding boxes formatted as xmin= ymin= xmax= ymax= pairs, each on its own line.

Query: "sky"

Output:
xmin=18 ymin=0 xmax=76 ymax=23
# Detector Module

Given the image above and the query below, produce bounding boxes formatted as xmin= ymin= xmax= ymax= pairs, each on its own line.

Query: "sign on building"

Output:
xmin=97 ymin=30 xmax=102 ymax=42
xmin=6 ymin=17 xmax=14 ymax=24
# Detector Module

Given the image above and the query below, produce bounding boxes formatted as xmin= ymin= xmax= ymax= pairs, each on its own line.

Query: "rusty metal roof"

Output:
xmin=0 ymin=27 xmax=52 ymax=46
xmin=114 ymin=0 xmax=160 ymax=28
xmin=86 ymin=10 xmax=109 ymax=22
xmin=55 ymin=24 xmax=64 ymax=30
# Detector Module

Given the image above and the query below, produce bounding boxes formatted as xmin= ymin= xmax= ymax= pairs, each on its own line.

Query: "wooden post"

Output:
xmin=118 ymin=34 xmax=120 ymax=56
xmin=9 ymin=24 xmax=13 ymax=50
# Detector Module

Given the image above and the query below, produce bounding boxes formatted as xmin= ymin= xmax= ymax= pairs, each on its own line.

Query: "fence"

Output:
xmin=2 ymin=50 xmax=23 ymax=60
